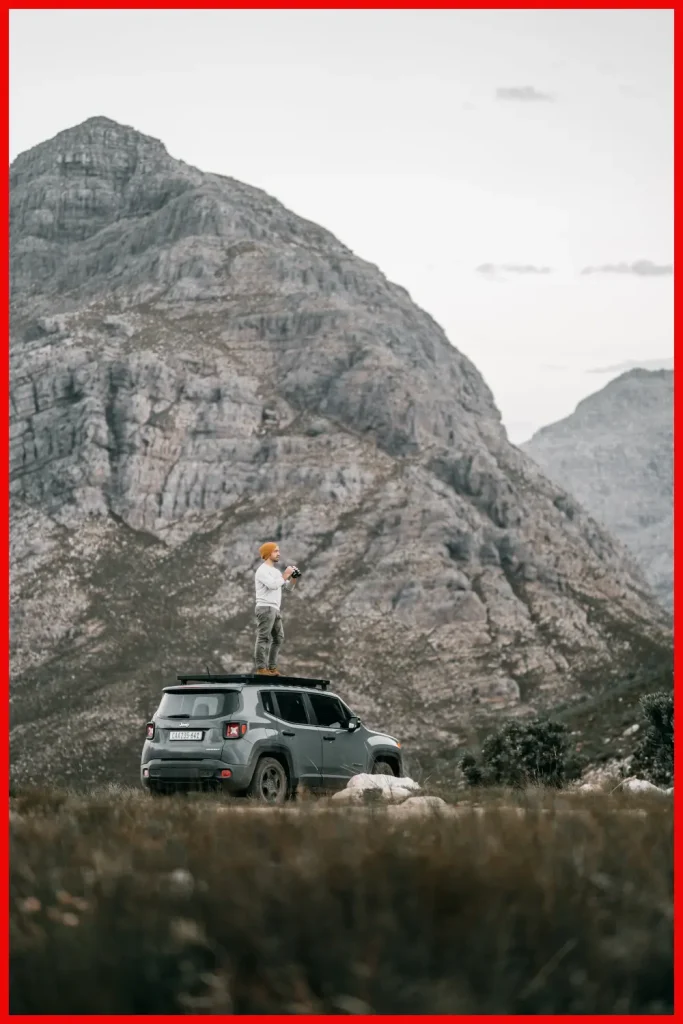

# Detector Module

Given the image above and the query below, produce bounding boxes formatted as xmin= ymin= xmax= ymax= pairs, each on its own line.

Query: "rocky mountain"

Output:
xmin=522 ymin=370 xmax=673 ymax=610
xmin=10 ymin=117 xmax=672 ymax=785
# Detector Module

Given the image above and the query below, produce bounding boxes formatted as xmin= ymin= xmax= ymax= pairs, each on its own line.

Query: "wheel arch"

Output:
xmin=248 ymin=743 xmax=295 ymax=789
xmin=371 ymin=748 xmax=402 ymax=776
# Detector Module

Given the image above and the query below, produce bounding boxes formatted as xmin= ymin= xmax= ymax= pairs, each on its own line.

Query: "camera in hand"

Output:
xmin=290 ymin=566 xmax=302 ymax=579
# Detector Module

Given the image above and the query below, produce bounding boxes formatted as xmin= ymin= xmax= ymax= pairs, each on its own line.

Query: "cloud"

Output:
xmin=495 ymin=86 xmax=554 ymax=102
xmin=476 ymin=263 xmax=553 ymax=277
xmin=580 ymin=260 xmax=673 ymax=277
xmin=587 ymin=357 xmax=673 ymax=374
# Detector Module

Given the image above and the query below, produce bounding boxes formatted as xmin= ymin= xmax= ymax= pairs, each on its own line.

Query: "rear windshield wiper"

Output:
xmin=164 ymin=714 xmax=200 ymax=718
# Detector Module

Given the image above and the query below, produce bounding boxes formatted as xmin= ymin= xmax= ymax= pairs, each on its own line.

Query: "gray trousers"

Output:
xmin=254 ymin=605 xmax=285 ymax=670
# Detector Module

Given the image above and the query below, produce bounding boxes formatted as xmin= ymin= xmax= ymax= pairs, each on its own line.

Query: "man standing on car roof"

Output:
xmin=254 ymin=542 xmax=296 ymax=676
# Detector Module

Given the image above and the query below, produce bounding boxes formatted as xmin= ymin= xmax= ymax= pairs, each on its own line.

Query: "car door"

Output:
xmin=272 ymin=690 xmax=323 ymax=790
xmin=306 ymin=692 xmax=368 ymax=789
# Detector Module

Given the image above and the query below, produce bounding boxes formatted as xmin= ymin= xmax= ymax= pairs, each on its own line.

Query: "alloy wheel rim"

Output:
xmin=261 ymin=766 xmax=283 ymax=801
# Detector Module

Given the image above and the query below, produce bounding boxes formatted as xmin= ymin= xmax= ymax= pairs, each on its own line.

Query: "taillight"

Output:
xmin=146 ymin=723 xmax=155 ymax=740
xmin=224 ymin=722 xmax=248 ymax=739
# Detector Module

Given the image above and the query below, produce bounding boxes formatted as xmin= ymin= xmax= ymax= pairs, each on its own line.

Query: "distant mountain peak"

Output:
xmin=523 ymin=370 xmax=673 ymax=609
xmin=571 ymin=367 xmax=674 ymax=417
xmin=617 ymin=366 xmax=673 ymax=383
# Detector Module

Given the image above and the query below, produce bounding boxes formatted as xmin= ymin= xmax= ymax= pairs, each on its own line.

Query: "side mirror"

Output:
xmin=347 ymin=716 xmax=361 ymax=732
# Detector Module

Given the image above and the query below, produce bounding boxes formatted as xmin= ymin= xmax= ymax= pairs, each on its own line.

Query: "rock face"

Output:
xmin=522 ymin=370 xmax=673 ymax=610
xmin=10 ymin=118 xmax=672 ymax=785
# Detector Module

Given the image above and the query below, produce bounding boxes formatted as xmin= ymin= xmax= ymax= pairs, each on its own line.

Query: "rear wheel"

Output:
xmin=372 ymin=760 xmax=396 ymax=777
xmin=248 ymin=757 xmax=288 ymax=805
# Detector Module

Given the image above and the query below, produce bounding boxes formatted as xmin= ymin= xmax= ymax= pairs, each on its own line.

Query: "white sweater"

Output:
xmin=254 ymin=562 xmax=290 ymax=610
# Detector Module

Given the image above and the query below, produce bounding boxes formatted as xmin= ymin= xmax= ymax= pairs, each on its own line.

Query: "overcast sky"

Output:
xmin=9 ymin=9 xmax=673 ymax=441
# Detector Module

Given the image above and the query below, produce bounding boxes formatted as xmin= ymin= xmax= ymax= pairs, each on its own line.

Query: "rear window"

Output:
xmin=157 ymin=690 xmax=241 ymax=719
xmin=260 ymin=691 xmax=275 ymax=715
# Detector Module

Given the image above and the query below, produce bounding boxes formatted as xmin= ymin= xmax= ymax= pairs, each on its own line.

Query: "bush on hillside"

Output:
xmin=461 ymin=717 xmax=582 ymax=788
xmin=631 ymin=691 xmax=673 ymax=787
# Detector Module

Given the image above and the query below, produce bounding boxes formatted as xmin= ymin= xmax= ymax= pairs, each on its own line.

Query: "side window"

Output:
xmin=260 ymin=691 xmax=275 ymax=716
xmin=308 ymin=693 xmax=349 ymax=729
xmin=274 ymin=691 xmax=309 ymax=725
xmin=337 ymin=701 xmax=354 ymax=724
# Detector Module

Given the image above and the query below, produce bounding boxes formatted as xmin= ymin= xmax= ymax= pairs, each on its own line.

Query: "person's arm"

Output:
xmin=257 ymin=566 xmax=294 ymax=590
xmin=281 ymin=567 xmax=297 ymax=593
xmin=258 ymin=572 xmax=285 ymax=591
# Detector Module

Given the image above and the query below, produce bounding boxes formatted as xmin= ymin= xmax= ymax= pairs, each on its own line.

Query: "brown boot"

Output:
xmin=255 ymin=668 xmax=270 ymax=675
xmin=268 ymin=668 xmax=281 ymax=676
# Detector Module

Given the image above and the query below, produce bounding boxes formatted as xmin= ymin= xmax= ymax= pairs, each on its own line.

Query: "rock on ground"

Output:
xmin=332 ymin=773 xmax=420 ymax=803
xmin=386 ymin=796 xmax=450 ymax=817
xmin=620 ymin=778 xmax=671 ymax=795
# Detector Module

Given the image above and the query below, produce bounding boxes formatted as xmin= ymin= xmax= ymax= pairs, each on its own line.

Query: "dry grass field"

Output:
xmin=10 ymin=783 xmax=672 ymax=1015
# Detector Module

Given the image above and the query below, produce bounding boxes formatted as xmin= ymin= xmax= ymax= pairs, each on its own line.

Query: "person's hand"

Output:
xmin=282 ymin=566 xmax=295 ymax=580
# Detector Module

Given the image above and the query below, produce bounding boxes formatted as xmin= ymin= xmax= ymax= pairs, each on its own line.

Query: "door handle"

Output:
xmin=323 ymin=735 xmax=336 ymax=742
xmin=282 ymin=731 xmax=295 ymax=738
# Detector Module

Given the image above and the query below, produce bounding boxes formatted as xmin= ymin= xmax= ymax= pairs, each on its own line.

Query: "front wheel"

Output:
xmin=248 ymin=757 xmax=288 ymax=805
xmin=372 ymin=760 xmax=396 ymax=777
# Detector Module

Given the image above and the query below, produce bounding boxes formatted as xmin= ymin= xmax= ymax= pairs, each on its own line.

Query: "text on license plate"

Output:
xmin=169 ymin=730 xmax=203 ymax=741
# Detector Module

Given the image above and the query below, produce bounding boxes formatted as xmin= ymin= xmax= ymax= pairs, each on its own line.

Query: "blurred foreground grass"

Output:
xmin=10 ymin=784 xmax=672 ymax=1014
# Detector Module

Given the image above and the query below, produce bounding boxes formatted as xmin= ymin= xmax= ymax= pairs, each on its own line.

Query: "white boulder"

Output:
xmin=621 ymin=777 xmax=667 ymax=795
xmin=346 ymin=773 xmax=420 ymax=793
xmin=330 ymin=787 xmax=369 ymax=804
xmin=387 ymin=796 xmax=450 ymax=817
xmin=332 ymin=773 xmax=421 ymax=804
xmin=383 ymin=786 xmax=414 ymax=801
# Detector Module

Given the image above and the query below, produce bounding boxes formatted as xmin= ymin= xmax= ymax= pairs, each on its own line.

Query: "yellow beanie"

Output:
xmin=259 ymin=542 xmax=278 ymax=560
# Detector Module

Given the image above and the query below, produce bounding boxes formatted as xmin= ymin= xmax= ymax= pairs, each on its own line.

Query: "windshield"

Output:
xmin=157 ymin=690 xmax=241 ymax=719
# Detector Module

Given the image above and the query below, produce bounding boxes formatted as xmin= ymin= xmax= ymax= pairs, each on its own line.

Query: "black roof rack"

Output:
xmin=175 ymin=673 xmax=330 ymax=692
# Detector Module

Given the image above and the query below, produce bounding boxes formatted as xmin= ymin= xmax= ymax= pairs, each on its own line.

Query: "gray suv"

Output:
xmin=140 ymin=673 xmax=404 ymax=802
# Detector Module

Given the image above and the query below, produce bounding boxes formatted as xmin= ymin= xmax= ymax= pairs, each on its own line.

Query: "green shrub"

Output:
xmin=461 ymin=717 xmax=581 ymax=788
xmin=459 ymin=753 xmax=483 ymax=786
xmin=631 ymin=692 xmax=673 ymax=787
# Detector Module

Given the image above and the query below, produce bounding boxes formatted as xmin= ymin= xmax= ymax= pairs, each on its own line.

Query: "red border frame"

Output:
xmin=4 ymin=4 xmax=677 ymax=1022
xmin=3 ymin=4 xmax=9 ymax=1022
xmin=673 ymin=4 xmax=679 ymax=1019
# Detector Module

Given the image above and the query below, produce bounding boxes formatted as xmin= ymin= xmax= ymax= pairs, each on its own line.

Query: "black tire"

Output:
xmin=248 ymin=756 xmax=288 ymax=805
xmin=372 ymin=760 xmax=396 ymax=777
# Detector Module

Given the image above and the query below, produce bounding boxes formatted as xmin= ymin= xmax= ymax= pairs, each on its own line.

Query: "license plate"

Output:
xmin=169 ymin=730 xmax=203 ymax=741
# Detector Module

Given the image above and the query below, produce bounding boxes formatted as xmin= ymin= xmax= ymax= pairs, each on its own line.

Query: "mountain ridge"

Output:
xmin=523 ymin=368 xmax=673 ymax=610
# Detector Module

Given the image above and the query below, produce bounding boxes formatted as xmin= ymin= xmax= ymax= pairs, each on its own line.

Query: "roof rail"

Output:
xmin=175 ymin=673 xmax=330 ymax=692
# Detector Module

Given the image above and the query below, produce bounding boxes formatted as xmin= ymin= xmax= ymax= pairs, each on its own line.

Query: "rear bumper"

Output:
xmin=140 ymin=759 xmax=253 ymax=791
